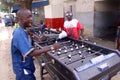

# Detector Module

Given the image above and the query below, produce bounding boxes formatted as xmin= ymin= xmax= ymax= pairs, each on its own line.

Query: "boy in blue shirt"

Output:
xmin=11 ymin=8 xmax=60 ymax=80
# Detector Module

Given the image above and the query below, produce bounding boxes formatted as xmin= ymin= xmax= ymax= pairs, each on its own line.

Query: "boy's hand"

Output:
xmin=52 ymin=42 xmax=61 ymax=50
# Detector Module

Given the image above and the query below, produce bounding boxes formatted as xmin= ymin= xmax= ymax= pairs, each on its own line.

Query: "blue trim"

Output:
xmin=13 ymin=5 xmax=20 ymax=10
xmin=12 ymin=1 xmax=49 ymax=12
xmin=12 ymin=5 xmax=21 ymax=13
xmin=32 ymin=1 xmax=49 ymax=8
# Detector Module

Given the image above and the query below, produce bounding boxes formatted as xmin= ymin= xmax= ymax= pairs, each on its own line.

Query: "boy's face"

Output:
xmin=21 ymin=10 xmax=33 ymax=28
xmin=66 ymin=12 xmax=73 ymax=21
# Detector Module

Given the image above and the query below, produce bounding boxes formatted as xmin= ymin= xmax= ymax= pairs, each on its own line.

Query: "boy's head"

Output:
xmin=65 ymin=11 xmax=73 ymax=21
xmin=17 ymin=8 xmax=32 ymax=28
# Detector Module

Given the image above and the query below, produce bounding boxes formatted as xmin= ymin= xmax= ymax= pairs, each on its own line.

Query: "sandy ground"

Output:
xmin=0 ymin=27 xmax=41 ymax=80
xmin=0 ymin=26 xmax=119 ymax=80
xmin=0 ymin=27 xmax=15 ymax=80
xmin=0 ymin=27 xmax=52 ymax=80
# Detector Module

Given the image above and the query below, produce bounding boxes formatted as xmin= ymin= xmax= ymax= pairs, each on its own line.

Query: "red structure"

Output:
xmin=45 ymin=18 xmax=64 ymax=29
xmin=44 ymin=5 xmax=64 ymax=32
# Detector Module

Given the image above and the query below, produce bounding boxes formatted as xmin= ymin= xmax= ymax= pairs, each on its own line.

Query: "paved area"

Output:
xmin=0 ymin=26 xmax=120 ymax=80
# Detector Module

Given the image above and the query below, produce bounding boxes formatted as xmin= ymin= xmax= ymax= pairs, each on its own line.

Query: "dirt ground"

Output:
xmin=0 ymin=27 xmax=119 ymax=80
xmin=0 ymin=27 xmax=51 ymax=80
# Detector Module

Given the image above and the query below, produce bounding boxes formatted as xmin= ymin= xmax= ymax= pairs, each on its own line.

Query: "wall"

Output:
xmin=75 ymin=0 xmax=94 ymax=37
xmin=94 ymin=1 xmax=118 ymax=41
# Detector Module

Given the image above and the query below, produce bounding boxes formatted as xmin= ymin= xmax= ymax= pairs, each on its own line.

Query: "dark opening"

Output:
xmin=94 ymin=1 xmax=120 ymax=41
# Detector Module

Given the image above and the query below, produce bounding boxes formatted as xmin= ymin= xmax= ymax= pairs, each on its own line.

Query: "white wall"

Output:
xmin=44 ymin=4 xmax=64 ymax=18
xmin=49 ymin=0 xmax=64 ymax=4
xmin=76 ymin=0 xmax=94 ymax=12
xmin=63 ymin=1 xmax=76 ymax=12
xmin=44 ymin=5 xmax=52 ymax=18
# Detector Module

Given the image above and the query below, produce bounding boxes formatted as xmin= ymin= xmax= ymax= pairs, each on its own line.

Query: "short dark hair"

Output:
xmin=17 ymin=8 xmax=30 ymax=19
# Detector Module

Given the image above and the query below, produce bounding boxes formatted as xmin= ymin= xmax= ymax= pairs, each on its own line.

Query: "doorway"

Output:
xmin=94 ymin=1 xmax=119 ymax=41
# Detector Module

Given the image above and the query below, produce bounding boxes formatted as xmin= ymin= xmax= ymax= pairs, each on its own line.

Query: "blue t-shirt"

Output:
xmin=11 ymin=27 xmax=35 ymax=76
xmin=40 ymin=23 xmax=46 ymax=29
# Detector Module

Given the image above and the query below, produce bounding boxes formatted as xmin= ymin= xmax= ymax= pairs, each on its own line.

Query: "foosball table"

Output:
xmin=30 ymin=27 xmax=120 ymax=80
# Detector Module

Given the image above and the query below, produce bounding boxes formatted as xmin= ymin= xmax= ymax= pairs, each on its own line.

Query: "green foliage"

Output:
xmin=0 ymin=0 xmax=16 ymax=4
xmin=0 ymin=0 xmax=15 ymax=3
xmin=0 ymin=4 xmax=9 ymax=12
xmin=0 ymin=0 xmax=16 ymax=12
xmin=6 ymin=0 xmax=15 ymax=3
xmin=0 ymin=0 xmax=32 ymax=12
